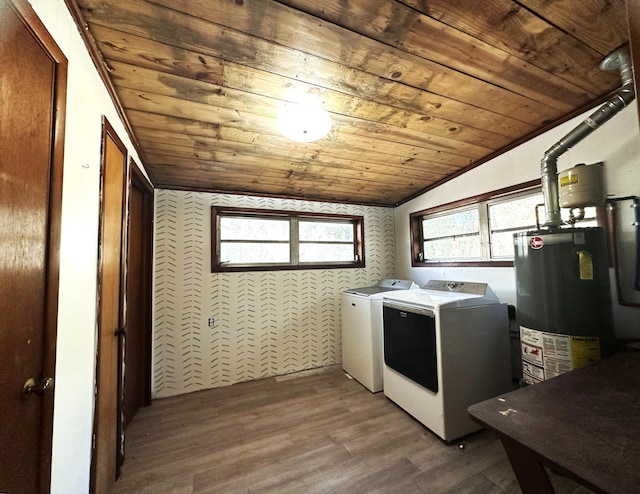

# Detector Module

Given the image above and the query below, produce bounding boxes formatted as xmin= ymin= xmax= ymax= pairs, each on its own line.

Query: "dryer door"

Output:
xmin=383 ymin=303 xmax=438 ymax=392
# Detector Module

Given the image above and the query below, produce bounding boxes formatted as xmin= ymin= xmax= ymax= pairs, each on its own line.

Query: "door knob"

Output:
xmin=23 ymin=377 xmax=54 ymax=397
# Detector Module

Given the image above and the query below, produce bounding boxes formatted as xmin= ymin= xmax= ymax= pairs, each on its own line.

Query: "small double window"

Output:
xmin=211 ymin=206 xmax=364 ymax=272
xmin=411 ymin=183 xmax=598 ymax=266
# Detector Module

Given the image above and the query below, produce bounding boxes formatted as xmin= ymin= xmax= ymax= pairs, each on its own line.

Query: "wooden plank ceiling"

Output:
xmin=70 ymin=0 xmax=628 ymax=206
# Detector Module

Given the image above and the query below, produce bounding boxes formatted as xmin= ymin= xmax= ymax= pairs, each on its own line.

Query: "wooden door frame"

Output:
xmin=5 ymin=0 xmax=67 ymax=491
xmin=128 ymin=161 xmax=154 ymax=407
xmin=91 ymin=116 xmax=129 ymax=493
xmin=116 ymin=161 xmax=154 ymax=466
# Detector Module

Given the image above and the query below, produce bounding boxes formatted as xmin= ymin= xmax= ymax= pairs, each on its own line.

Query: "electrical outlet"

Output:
xmin=208 ymin=317 xmax=215 ymax=328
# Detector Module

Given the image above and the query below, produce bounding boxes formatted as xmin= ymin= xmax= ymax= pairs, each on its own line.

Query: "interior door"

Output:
xmin=121 ymin=163 xmax=153 ymax=427
xmin=91 ymin=119 xmax=128 ymax=494
xmin=0 ymin=0 xmax=67 ymax=492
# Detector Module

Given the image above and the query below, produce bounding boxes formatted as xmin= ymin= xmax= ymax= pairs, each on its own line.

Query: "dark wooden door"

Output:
xmin=122 ymin=164 xmax=153 ymax=430
xmin=0 ymin=0 xmax=67 ymax=492
xmin=91 ymin=119 xmax=127 ymax=494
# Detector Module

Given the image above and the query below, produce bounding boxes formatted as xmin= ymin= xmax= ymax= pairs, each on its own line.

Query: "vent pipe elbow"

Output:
xmin=540 ymin=45 xmax=635 ymax=228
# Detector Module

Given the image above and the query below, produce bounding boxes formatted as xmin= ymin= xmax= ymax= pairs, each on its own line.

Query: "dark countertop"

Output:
xmin=468 ymin=350 xmax=640 ymax=494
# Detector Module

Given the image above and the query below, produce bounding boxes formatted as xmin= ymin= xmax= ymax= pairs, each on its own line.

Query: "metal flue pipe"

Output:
xmin=541 ymin=46 xmax=635 ymax=228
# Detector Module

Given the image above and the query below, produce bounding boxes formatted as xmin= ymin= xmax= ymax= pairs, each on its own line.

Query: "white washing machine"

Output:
xmin=382 ymin=280 xmax=511 ymax=441
xmin=341 ymin=279 xmax=417 ymax=392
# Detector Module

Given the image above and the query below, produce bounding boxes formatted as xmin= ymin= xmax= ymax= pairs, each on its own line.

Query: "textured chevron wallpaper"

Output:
xmin=153 ymin=190 xmax=396 ymax=398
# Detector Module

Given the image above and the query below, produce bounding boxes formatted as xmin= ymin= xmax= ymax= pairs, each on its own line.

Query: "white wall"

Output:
xmin=395 ymin=103 xmax=640 ymax=340
xmin=26 ymin=1 xmax=144 ymax=492
xmin=152 ymin=190 xmax=396 ymax=397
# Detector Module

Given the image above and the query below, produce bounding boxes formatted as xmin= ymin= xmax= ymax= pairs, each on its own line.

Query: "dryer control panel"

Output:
xmin=422 ymin=280 xmax=491 ymax=296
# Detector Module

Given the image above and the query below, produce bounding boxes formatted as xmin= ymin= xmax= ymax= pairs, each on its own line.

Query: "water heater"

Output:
xmin=513 ymin=227 xmax=615 ymax=384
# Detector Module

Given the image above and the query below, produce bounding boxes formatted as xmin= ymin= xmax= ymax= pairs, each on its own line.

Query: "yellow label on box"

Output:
xmin=578 ymin=250 xmax=593 ymax=280
xmin=560 ymin=174 xmax=579 ymax=187
xmin=570 ymin=336 xmax=601 ymax=368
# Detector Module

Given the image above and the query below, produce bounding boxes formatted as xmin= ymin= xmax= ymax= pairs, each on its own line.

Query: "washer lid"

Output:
xmin=344 ymin=278 xmax=416 ymax=296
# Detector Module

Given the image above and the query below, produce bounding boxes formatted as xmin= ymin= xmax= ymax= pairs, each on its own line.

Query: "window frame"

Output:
xmin=211 ymin=206 xmax=365 ymax=272
xmin=410 ymin=180 xmax=543 ymax=268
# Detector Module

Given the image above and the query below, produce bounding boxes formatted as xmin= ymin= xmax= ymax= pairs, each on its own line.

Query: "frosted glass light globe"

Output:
xmin=277 ymin=106 xmax=332 ymax=142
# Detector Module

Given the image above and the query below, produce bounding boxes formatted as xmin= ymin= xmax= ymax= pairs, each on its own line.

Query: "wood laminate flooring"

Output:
xmin=115 ymin=366 xmax=594 ymax=493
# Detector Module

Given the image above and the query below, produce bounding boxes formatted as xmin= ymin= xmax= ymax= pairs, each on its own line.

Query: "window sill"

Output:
xmin=411 ymin=260 xmax=514 ymax=268
xmin=212 ymin=262 xmax=365 ymax=273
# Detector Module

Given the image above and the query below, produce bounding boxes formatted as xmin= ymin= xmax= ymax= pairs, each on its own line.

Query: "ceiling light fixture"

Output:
xmin=277 ymin=106 xmax=332 ymax=142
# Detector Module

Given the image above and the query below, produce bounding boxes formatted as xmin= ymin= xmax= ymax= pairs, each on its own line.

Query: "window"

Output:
xmin=298 ymin=219 xmax=357 ymax=263
xmin=410 ymin=181 xmax=600 ymax=267
xmin=421 ymin=208 xmax=481 ymax=261
xmin=212 ymin=206 xmax=364 ymax=272
xmin=488 ymin=192 xmax=544 ymax=258
xmin=219 ymin=216 xmax=290 ymax=264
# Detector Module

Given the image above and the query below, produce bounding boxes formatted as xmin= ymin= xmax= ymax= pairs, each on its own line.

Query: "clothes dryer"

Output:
xmin=382 ymin=280 xmax=511 ymax=441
